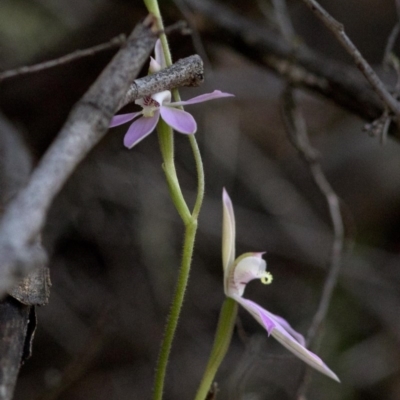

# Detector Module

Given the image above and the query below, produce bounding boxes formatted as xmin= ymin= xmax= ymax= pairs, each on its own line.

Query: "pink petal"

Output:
xmin=169 ymin=90 xmax=234 ymax=106
xmin=234 ymin=296 xmax=339 ymax=382
xmin=268 ymin=312 xmax=306 ymax=346
xmin=234 ymin=296 xmax=276 ymax=334
xmin=110 ymin=112 xmax=142 ymax=128
xmin=160 ymin=106 xmax=197 ymax=134
xmin=123 ymin=113 xmax=160 ymax=149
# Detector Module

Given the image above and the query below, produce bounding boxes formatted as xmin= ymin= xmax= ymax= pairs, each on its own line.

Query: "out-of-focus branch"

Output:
xmin=281 ymin=87 xmax=345 ymax=397
xmin=0 ymin=297 xmax=32 ymax=400
xmin=0 ymin=113 xmax=47 ymax=400
xmin=300 ymin=0 xmax=400 ymax=130
xmin=0 ymin=35 xmax=127 ymax=82
xmin=282 ymin=90 xmax=345 ymax=344
xmin=273 ymin=0 xmax=345 ymax=385
xmin=0 ymin=17 xmax=159 ymax=297
xmin=0 ymin=17 xmax=205 ymax=298
xmin=183 ymin=0 xmax=390 ymax=127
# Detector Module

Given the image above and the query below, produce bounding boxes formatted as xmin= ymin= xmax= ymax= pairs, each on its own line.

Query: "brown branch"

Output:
xmin=0 ymin=17 xmax=205 ymax=298
xmin=0 ymin=35 xmax=127 ymax=82
xmin=183 ymin=0 xmax=391 ymax=128
xmin=0 ymin=16 xmax=159 ymax=297
xmin=273 ymin=1 xmax=345 ymax=387
xmin=120 ymin=54 xmax=204 ymax=108
xmin=300 ymin=0 xmax=400 ymax=129
xmin=0 ymin=297 xmax=32 ymax=400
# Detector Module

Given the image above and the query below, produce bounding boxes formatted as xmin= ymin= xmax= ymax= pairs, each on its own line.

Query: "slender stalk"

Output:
xmin=188 ymin=135 xmax=205 ymax=220
xmin=194 ymin=298 xmax=238 ymax=400
xmin=157 ymin=120 xmax=191 ymax=224
xmin=153 ymin=219 xmax=198 ymax=400
xmin=143 ymin=1 xmax=206 ymax=399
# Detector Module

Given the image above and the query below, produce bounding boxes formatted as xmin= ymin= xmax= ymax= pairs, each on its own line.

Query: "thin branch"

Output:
xmin=300 ymin=0 xmax=400 ymax=128
xmin=0 ymin=19 xmax=205 ymax=297
xmin=0 ymin=35 xmax=127 ymax=82
xmin=281 ymin=87 xmax=345 ymax=396
xmin=183 ymin=0 xmax=386 ymax=126
xmin=383 ymin=22 xmax=400 ymax=66
xmin=282 ymin=89 xmax=344 ymax=394
xmin=270 ymin=0 xmax=295 ymax=42
xmin=0 ymin=20 xmax=190 ymax=83
xmin=173 ymin=0 xmax=214 ymax=75
xmin=0 ymin=16 xmax=160 ymax=297
xmin=274 ymin=0 xmax=345 ymax=357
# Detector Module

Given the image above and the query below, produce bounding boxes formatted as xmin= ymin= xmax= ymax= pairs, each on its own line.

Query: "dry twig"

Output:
xmin=0 ymin=35 xmax=127 ymax=82
xmin=183 ymin=0 xmax=385 ymax=126
xmin=272 ymin=1 xmax=345 ymax=390
xmin=300 ymin=0 xmax=400 ymax=129
xmin=0 ymin=15 xmax=205 ymax=299
xmin=0 ymin=17 xmax=204 ymax=297
xmin=0 ymin=113 xmax=42 ymax=400
xmin=281 ymin=87 xmax=344 ymax=396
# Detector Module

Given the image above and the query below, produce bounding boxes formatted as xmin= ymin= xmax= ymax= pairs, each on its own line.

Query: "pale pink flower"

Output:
xmin=222 ymin=189 xmax=340 ymax=382
xmin=110 ymin=40 xmax=233 ymax=148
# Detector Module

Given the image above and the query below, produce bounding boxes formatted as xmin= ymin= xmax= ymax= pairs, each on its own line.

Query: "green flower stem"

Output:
xmin=143 ymin=1 xmax=206 ymax=400
xmin=157 ymin=120 xmax=191 ymax=224
xmin=188 ymin=134 xmax=205 ymax=220
xmin=143 ymin=0 xmax=173 ymax=66
xmin=153 ymin=218 xmax=198 ymax=400
xmin=194 ymin=298 xmax=238 ymax=400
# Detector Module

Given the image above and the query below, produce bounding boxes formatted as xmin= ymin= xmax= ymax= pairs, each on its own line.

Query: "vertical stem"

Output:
xmin=153 ymin=219 xmax=198 ymax=400
xmin=194 ymin=298 xmax=238 ymax=400
xmin=143 ymin=2 xmax=206 ymax=400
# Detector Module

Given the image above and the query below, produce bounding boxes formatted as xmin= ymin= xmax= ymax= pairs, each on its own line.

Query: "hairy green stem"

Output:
xmin=143 ymin=1 xmax=205 ymax=399
xmin=194 ymin=298 xmax=238 ymax=400
xmin=153 ymin=219 xmax=198 ymax=400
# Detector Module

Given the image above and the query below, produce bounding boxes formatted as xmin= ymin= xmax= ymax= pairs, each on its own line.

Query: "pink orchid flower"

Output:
xmin=110 ymin=40 xmax=234 ymax=149
xmin=222 ymin=189 xmax=340 ymax=382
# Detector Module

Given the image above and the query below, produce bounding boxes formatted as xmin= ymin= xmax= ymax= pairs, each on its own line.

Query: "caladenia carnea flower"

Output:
xmin=222 ymin=189 xmax=340 ymax=382
xmin=110 ymin=39 xmax=234 ymax=149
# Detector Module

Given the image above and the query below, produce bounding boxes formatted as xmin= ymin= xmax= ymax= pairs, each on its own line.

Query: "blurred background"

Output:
xmin=1 ymin=0 xmax=400 ymax=399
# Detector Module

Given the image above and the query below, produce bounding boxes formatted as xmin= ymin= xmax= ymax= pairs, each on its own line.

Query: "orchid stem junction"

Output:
xmin=142 ymin=2 xmax=205 ymax=400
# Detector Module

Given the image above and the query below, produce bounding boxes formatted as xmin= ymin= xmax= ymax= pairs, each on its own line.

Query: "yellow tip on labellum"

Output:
xmin=261 ymin=272 xmax=273 ymax=285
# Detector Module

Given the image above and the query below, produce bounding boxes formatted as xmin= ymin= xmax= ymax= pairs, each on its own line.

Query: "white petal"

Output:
xmin=229 ymin=255 xmax=266 ymax=297
xmin=154 ymin=39 xmax=167 ymax=69
xmin=152 ymin=90 xmax=171 ymax=106
xmin=222 ymin=189 xmax=236 ymax=274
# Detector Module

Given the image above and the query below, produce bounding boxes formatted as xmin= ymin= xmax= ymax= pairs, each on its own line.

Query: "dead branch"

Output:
xmin=0 ymin=113 xmax=44 ymax=400
xmin=0 ymin=16 xmax=160 ymax=297
xmin=120 ymin=54 xmax=204 ymax=108
xmin=300 ymin=0 xmax=400 ymax=129
xmin=0 ymin=35 xmax=127 ymax=82
xmin=0 ymin=15 xmax=205 ymax=298
xmin=281 ymin=87 xmax=345 ymax=397
xmin=183 ymin=0 xmax=390 ymax=128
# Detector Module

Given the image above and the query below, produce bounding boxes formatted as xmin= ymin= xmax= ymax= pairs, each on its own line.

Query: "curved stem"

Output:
xmin=188 ymin=135 xmax=205 ymax=219
xmin=143 ymin=2 xmax=206 ymax=400
xmin=194 ymin=298 xmax=238 ymax=400
xmin=157 ymin=120 xmax=191 ymax=224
